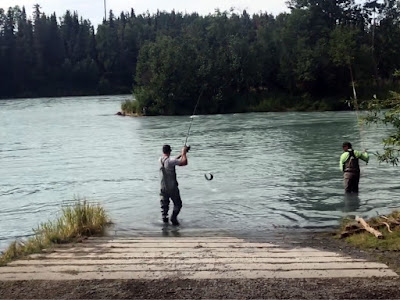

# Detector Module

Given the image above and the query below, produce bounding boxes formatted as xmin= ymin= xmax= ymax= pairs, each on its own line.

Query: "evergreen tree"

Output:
xmin=0 ymin=1 xmax=399 ymax=114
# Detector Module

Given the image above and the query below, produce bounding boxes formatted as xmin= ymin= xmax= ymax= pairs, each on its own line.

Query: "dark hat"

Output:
xmin=342 ymin=142 xmax=352 ymax=148
xmin=162 ymin=144 xmax=172 ymax=154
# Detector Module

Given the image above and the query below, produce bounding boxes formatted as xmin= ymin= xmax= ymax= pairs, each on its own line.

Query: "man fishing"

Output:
xmin=340 ymin=142 xmax=369 ymax=193
xmin=159 ymin=145 xmax=188 ymax=226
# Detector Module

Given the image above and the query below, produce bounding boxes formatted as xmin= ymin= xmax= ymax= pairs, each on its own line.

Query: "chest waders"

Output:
xmin=344 ymin=150 xmax=360 ymax=173
xmin=160 ymin=157 xmax=182 ymax=225
xmin=343 ymin=150 xmax=360 ymax=193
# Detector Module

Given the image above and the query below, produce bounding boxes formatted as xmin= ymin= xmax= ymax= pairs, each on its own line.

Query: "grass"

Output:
xmin=121 ymin=99 xmax=139 ymax=115
xmin=340 ymin=210 xmax=400 ymax=251
xmin=345 ymin=229 xmax=400 ymax=250
xmin=0 ymin=199 xmax=111 ymax=266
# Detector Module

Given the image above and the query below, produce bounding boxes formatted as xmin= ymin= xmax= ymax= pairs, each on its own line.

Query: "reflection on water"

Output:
xmin=161 ymin=225 xmax=182 ymax=237
xmin=0 ymin=95 xmax=399 ymax=250
xmin=343 ymin=194 xmax=361 ymax=213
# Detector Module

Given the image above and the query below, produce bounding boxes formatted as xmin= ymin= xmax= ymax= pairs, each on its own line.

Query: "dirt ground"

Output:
xmin=1 ymin=231 xmax=400 ymax=299
xmin=1 ymin=278 xmax=400 ymax=299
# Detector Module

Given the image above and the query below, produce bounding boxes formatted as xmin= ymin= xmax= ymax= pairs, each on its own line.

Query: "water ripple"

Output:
xmin=1 ymin=97 xmax=400 ymax=250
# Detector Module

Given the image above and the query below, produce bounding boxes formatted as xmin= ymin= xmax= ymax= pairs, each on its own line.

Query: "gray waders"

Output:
xmin=160 ymin=157 xmax=182 ymax=225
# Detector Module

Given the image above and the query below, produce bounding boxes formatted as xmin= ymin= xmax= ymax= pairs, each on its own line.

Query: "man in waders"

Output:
xmin=160 ymin=145 xmax=188 ymax=226
xmin=340 ymin=142 xmax=369 ymax=193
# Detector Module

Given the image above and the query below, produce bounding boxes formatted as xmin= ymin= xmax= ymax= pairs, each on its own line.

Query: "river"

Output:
xmin=1 ymin=95 xmax=399 ymax=250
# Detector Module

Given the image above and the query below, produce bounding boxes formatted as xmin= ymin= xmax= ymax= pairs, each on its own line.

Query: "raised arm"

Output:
xmin=356 ymin=150 xmax=369 ymax=163
xmin=178 ymin=146 xmax=188 ymax=166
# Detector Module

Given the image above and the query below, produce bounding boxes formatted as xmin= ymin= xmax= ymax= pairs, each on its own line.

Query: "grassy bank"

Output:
xmin=121 ymin=99 xmax=140 ymax=116
xmin=0 ymin=200 xmax=111 ymax=266
xmin=126 ymin=82 xmax=400 ymax=116
xmin=339 ymin=210 xmax=400 ymax=251
xmin=126 ymin=91 xmax=351 ymax=116
xmin=345 ymin=229 xmax=400 ymax=250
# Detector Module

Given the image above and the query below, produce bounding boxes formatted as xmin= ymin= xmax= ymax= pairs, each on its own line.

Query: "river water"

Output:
xmin=1 ymin=95 xmax=399 ymax=250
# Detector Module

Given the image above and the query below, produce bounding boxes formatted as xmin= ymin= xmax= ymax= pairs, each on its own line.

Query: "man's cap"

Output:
xmin=162 ymin=144 xmax=172 ymax=154
xmin=342 ymin=142 xmax=352 ymax=148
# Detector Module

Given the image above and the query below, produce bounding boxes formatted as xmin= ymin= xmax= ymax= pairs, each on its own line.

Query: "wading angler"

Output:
xmin=159 ymin=145 xmax=189 ymax=226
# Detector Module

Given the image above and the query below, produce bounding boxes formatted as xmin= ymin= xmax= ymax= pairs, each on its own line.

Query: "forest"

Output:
xmin=1 ymin=1 xmax=400 ymax=114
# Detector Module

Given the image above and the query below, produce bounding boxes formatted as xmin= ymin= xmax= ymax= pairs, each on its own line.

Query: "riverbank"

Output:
xmin=0 ymin=200 xmax=110 ymax=266
xmin=286 ymin=211 xmax=400 ymax=276
xmin=1 ymin=210 xmax=400 ymax=299
xmin=292 ymin=230 xmax=400 ymax=275
xmin=121 ymin=84 xmax=400 ymax=116
xmin=120 ymin=94 xmax=351 ymax=116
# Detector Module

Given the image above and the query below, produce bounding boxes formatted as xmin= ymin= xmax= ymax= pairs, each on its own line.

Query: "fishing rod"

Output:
xmin=183 ymin=85 xmax=206 ymax=150
xmin=179 ymin=85 xmax=214 ymax=181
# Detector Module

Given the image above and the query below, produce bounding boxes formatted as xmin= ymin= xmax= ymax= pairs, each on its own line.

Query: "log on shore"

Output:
xmin=355 ymin=216 xmax=384 ymax=239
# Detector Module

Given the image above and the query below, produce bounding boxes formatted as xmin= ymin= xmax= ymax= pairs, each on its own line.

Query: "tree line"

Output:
xmin=1 ymin=1 xmax=400 ymax=114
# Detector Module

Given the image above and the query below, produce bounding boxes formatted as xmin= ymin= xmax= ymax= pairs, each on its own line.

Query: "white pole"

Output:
xmin=104 ymin=0 xmax=107 ymax=21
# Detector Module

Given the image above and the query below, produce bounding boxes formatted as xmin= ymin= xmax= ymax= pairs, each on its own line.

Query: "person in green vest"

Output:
xmin=340 ymin=142 xmax=369 ymax=193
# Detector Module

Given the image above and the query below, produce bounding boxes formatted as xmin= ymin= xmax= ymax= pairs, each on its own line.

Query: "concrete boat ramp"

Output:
xmin=0 ymin=235 xmax=397 ymax=281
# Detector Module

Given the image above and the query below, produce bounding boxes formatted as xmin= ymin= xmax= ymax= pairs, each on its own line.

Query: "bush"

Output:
xmin=121 ymin=100 xmax=139 ymax=115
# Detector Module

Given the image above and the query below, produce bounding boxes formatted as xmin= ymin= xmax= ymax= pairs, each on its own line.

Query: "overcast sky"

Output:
xmin=1 ymin=0 xmax=290 ymax=26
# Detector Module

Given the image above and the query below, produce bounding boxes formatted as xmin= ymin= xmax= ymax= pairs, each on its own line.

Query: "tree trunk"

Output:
xmin=349 ymin=64 xmax=358 ymax=105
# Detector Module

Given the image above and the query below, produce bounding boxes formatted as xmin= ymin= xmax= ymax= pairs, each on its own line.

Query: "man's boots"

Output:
xmin=170 ymin=211 xmax=180 ymax=226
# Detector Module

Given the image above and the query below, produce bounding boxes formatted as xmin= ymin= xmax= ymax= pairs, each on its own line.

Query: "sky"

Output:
xmin=1 ymin=0 xmax=290 ymax=26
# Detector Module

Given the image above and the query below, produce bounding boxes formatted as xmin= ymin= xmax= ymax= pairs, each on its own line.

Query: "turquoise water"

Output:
xmin=1 ymin=95 xmax=399 ymax=250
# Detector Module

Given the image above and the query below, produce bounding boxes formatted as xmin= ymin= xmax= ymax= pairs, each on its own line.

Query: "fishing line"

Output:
xmin=184 ymin=86 xmax=205 ymax=147
xmin=182 ymin=85 xmax=214 ymax=181
xmin=351 ymin=91 xmax=378 ymax=152
xmin=350 ymin=94 xmax=372 ymax=173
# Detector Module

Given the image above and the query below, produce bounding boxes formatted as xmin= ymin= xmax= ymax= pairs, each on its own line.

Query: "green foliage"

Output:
xmin=134 ymin=35 xmax=201 ymax=115
xmin=1 ymin=1 xmax=400 ymax=111
xmin=121 ymin=99 xmax=139 ymax=115
xmin=329 ymin=26 xmax=358 ymax=67
xmin=0 ymin=199 xmax=110 ymax=266
xmin=362 ymin=91 xmax=400 ymax=165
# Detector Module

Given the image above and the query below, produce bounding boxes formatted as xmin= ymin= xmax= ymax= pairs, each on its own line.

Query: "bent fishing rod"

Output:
xmin=176 ymin=85 xmax=213 ymax=181
xmin=174 ymin=86 xmax=205 ymax=157
xmin=183 ymin=85 xmax=206 ymax=151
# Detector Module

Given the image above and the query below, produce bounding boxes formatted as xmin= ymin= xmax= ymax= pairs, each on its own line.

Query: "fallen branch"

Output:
xmin=382 ymin=222 xmax=393 ymax=233
xmin=356 ymin=216 xmax=384 ymax=239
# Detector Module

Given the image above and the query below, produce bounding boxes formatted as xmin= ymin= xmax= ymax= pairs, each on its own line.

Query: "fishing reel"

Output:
xmin=185 ymin=145 xmax=191 ymax=152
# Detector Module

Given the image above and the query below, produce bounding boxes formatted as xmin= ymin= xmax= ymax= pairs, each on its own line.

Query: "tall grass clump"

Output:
xmin=0 ymin=200 xmax=110 ymax=266
xmin=121 ymin=99 xmax=139 ymax=115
